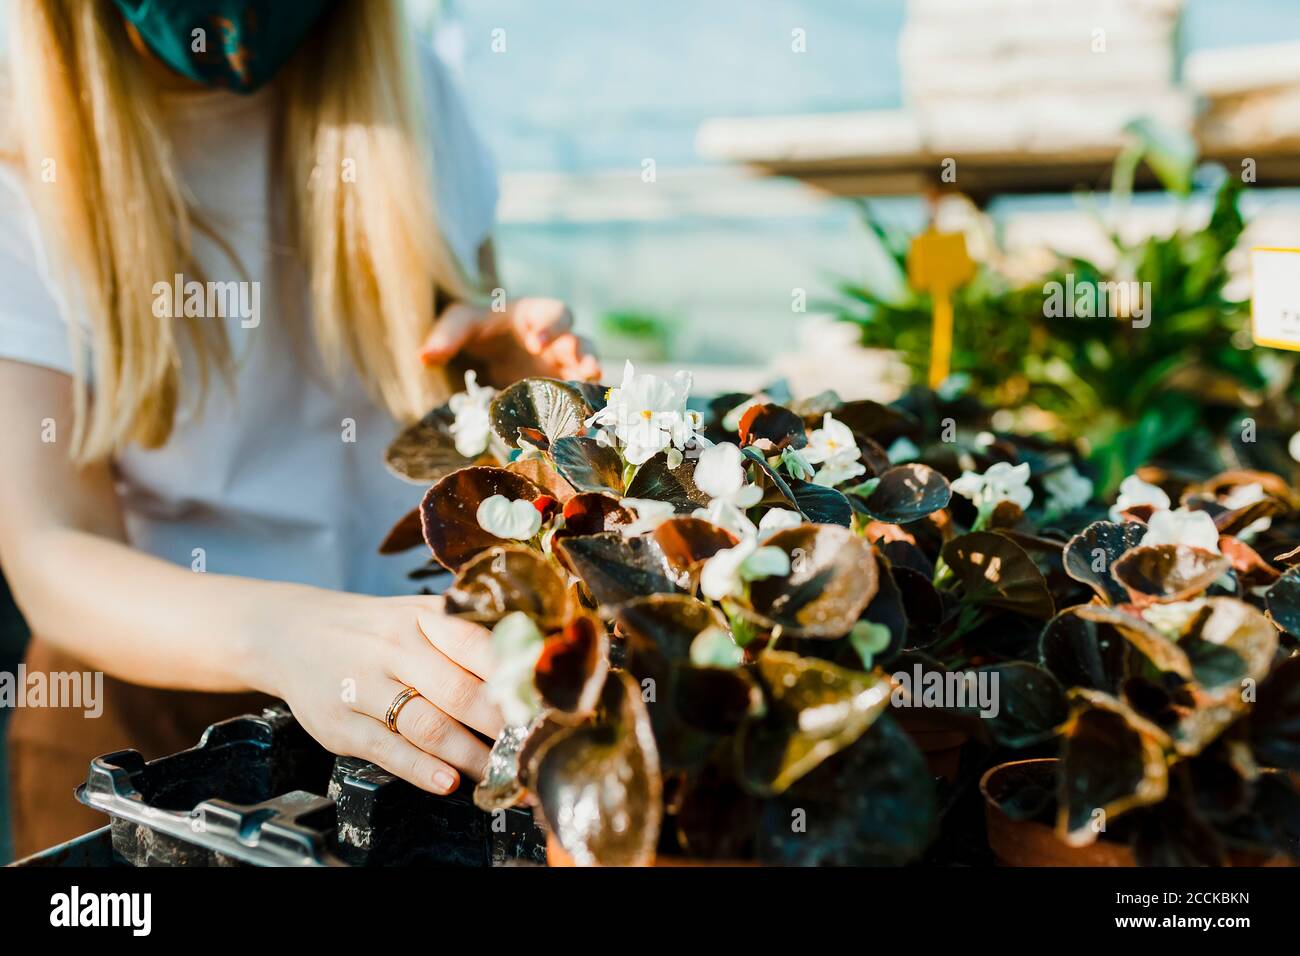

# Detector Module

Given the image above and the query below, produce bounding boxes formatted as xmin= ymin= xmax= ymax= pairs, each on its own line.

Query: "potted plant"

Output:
xmin=982 ymin=469 xmax=1300 ymax=865
xmin=379 ymin=361 xmax=1140 ymax=864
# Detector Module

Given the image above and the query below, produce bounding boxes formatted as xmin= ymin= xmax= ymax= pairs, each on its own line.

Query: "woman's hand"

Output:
xmin=261 ymin=591 xmax=503 ymax=795
xmin=420 ymin=299 xmax=601 ymax=385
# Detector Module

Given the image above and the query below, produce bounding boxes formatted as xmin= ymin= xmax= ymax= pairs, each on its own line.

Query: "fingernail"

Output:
xmin=433 ymin=770 xmax=458 ymax=794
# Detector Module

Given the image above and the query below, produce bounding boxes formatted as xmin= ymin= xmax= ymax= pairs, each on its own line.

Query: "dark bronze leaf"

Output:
xmin=557 ymin=532 xmax=682 ymax=606
xmin=967 ymin=662 xmax=1068 ymax=748
xmin=550 ymin=436 xmax=625 ymax=495
xmin=1073 ymin=604 xmax=1193 ymax=679
xmin=420 ymin=466 xmax=546 ymax=570
xmin=672 ymin=667 xmax=758 ymax=736
xmin=1251 ymin=656 xmax=1300 ymax=772
xmin=942 ymin=531 xmax=1055 ymax=620
xmin=1183 ymin=597 xmax=1278 ymax=694
xmin=534 ymin=671 xmax=662 ymax=866
xmin=651 ymin=517 xmax=738 ymax=579
xmin=1219 ymin=535 xmax=1281 ymax=587
xmin=555 ymin=493 xmax=633 ymax=539
xmin=852 ymin=463 xmax=952 ymax=524
xmin=384 ymin=404 xmax=481 ymax=483
xmin=1110 ymin=544 xmax=1230 ymax=606
xmin=624 ymin=451 xmax=711 ymax=513
xmin=1213 ymin=497 xmax=1286 ymax=536
xmin=747 ymin=524 xmax=878 ymax=638
xmin=1266 ymin=567 xmax=1300 ymax=636
xmin=788 ymin=478 xmax=853 ymax=526
xmin=1063 ymin=520 xmax=1147 ymax=605
xmin=737 ymin=650 xmax=894 ymax=795
xmin=1057 ymin=690 xmax=1170 ymax=846
xmin=534 ymin=615 xmax=609 ymax=715
xmin=892 ymin=565 xmax=944 ymax=650
xmin=754 ymin=714 xmax=934 ymax=865
xmin=489 ymin=378 xmax=593 ymax=450
xmin=616 ymin=594 xmax=726 ymax=665
xmin=615 ymin=594 xmax=728 ymax=769
xmin=738 ymin=403 xmax=808 ymax=452
xmin=377 ymin=505 xmax=424 ymax=554
xmin=505 ymin=456 xmax=575 ymax=502
xmin=826 ymin=399 xmax=920 ymax=447
xmin=1039 ymin=606 xmax=1139 ymax=694
xmin=443 ymin=545 xmax=570 ymax=630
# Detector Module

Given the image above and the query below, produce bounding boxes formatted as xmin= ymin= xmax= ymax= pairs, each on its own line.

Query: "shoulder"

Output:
xmin=412 ymin=40 xmax=499 ymax=274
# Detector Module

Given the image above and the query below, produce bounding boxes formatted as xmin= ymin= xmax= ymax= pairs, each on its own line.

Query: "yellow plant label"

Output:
xmin=1251 ymin=247 xmax=1300 ymax=351
xmin=908 ymin=230 xmax=976 ymax=388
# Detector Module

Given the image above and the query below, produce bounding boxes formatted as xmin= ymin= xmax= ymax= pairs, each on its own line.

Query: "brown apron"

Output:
xmin=6 ymin=637 xmax=274 ymax=859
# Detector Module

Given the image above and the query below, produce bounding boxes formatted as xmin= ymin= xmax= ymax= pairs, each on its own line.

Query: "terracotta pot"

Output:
xmin=545 ymin=834 xmax=753 ymax=867
xmin=980 ymin=759 xmax=1134 ymax=866
xmin=895 ymin=708 xmax=969 ymax=781
xmin=981 ymin=758 xmax=1294 ymax=867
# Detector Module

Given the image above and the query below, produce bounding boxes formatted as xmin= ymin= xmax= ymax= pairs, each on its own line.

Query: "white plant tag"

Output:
xmin=1251 ymin=247 xmax=1300 ymax=351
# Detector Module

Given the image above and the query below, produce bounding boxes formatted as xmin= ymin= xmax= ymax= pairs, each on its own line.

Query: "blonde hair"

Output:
xmin=6 ymin=0 xmax=472 ymax=462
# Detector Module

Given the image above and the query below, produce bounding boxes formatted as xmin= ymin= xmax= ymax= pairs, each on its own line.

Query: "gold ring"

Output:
xmin=385 ymin=685 xmax=421 ymax=734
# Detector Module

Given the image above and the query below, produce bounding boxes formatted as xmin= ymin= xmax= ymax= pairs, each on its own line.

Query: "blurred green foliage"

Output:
xmin=833 ymin=131 xmax=1287 ymax=495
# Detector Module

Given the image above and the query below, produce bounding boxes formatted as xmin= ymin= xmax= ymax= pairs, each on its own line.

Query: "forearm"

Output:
xmin=6 ymin=524 xmax=359 ymax=695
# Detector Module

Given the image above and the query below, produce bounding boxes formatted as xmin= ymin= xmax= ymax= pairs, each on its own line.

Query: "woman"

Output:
xmin=0 ymin=0 xmax=598 ymax=856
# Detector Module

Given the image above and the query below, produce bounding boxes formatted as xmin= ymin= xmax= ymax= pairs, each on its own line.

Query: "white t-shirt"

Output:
xmin=0 ymin=47 xmax=497 ymax=596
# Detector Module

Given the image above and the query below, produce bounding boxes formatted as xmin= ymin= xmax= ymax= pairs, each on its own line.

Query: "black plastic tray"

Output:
xmin=73 ymin=704 xmax=546 ymax=867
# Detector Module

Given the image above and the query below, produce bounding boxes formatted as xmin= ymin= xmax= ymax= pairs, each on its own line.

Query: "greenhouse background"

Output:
xmin=405 ymin=0 xmax=1300 ymax=397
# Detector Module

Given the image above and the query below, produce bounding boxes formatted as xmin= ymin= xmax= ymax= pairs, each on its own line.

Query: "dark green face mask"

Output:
xmin=113 ymin=0 xmax=335 ymax=94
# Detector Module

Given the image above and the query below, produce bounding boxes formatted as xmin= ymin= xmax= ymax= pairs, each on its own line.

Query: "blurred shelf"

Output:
xmin=697 ymin=107 xmax=1300 ymax=201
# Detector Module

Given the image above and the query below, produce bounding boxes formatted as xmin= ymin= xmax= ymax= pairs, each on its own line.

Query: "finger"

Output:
xmin=559 ymin=336 xmax=600 ymax=381
xmin=513 ymin=300 xmax=573 ymax=352
xmin=564 ymin=354 xmax=602 ymax=383
xmin=399 ymin=644 xmax=504 ymax=739
xmin=420 ymin=304 xmax=484 ymax=365
xmin=352 ymin=718 xmax=462 ymax=795
xmin=414 ymin=599 xmax=497 ymax=680
xmin=392 ymin=694 xmax=492 ymax=779
xmin=540 ymin=332 xmax=582 ymax=369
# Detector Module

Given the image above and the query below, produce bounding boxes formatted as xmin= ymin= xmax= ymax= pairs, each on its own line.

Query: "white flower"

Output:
xmin=586 ymin=360 xmax=701 ymax=465
xmin=689 ymin=625 xmax=744 ymax=668
xmin=695 ymin=442 xmax=761 ymax=507
xmin=1108 ymin=475 xmax=1171 ymax=521
xmin=692 ymin=442 xmax=762 ymax=536
xmin=1140 ymin=598 xmax=1208 ymax=639
xmin=1221 ymin=482 xmax=1272 ymax=539
xmin=700 ymin=536 xmax=790 ymax=601
xmin=695 ymin=498 xmax=758 ymax=538
xmin=802 ymin=413 xmax=866 ymax=488
xmin=1139 ymin=507 xmax=1220 ymax=554
xmin=448 ymin=369 xmax=496 ymax=458
xmin=485 ymin=612 xmax=544 ymax=725
xmin=951 ymin=461 xmax=1033 ymax=513
xmin=476 ymin=494 xmax=543 ymax=540
xmin=1043 ymin=465 xmax=1093 ymax=515
xmin=618 ymin=497 xmax=676 ymax=537
xmin=1222 ymin=482 xmax=1265 ymax=510
xmin=758 ymin=507 xmax=803 ymax=536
